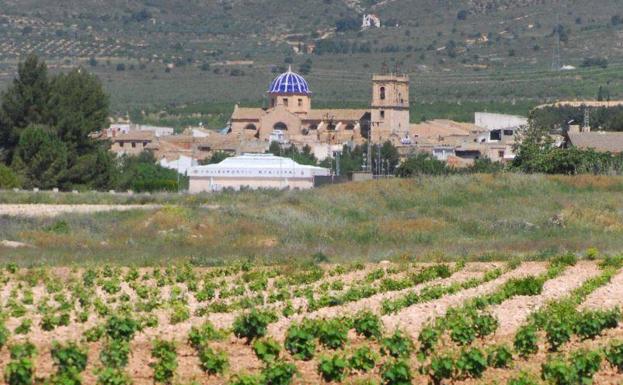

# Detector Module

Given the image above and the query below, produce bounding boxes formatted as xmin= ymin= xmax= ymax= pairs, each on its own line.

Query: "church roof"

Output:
xmin=268 ymin=67 xmax=311 ymax=95
xmin=231 ymin=107 xmax=265 ymax=120
xmin=305 ymin=109 xmax=368 ymax=121
xmin=567 ymin=131 xmax=623 ymax=153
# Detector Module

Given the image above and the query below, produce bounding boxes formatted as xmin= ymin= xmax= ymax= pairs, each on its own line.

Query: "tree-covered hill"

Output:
xmin=1 ymin=0 xmax=622 ymax=116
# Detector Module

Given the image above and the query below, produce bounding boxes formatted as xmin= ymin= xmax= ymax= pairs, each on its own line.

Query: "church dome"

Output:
xmin=268 ymin=66 xmax=311 ymax=95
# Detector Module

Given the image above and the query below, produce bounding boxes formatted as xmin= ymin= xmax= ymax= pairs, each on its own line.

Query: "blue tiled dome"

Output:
xmin=268 ymin=66 xmax=311 ymax=95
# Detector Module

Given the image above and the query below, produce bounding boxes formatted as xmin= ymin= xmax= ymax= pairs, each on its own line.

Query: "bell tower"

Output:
xmin=370 ymin=73 xmax=410 ymax=142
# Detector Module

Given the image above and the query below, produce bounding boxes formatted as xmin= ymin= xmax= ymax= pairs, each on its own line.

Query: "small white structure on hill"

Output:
xmin=188 ymin=153 xmax=330 ymax=193
xmin=474 ymin=112 xmax=527 ymax=131
xmin=362 ymin=14 xmax=381 ymax=29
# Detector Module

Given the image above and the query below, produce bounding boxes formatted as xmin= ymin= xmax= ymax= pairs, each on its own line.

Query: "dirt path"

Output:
xmin=581 ymin=267 xmax=623 ymax=310
xmin=492 ymin=261 xmax=602 ymax=336
xmin=0 ymin=204 xmax=161 ymax=217
xmin=381 ymin=262 xmax=548 ymax=338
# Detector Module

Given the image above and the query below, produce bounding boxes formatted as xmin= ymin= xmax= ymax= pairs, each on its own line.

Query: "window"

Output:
xmin=282 ymin=98 xmax=288 ymax=106
xmin=345 ymin=123 xmax=355 ymax=130
xmin=490 ymin=130 xmax=502 ymax=141
xmin=143 ymin=141 xmax=148 ymax=147
xmin=120 ymin=142 xmax=124 ymax=147
xmin=498 ymin=150 xmax=505 ymax=158
xmin=131 ymin=142 xmax=136 ymax=148
xmin=503 ymin=129 xmax=514 ymax=136
xmin=380 ymin=86 xmax=386 ymax=100
xmin=380 ymin=110 xmax=385 ymax=120
xmin=244 ymin=123 xmax=257 ymax=130
xmin=298 ymin=98 xmax=303 ymax=107
xmin=273 ymin=122 xmax=288 ymax=130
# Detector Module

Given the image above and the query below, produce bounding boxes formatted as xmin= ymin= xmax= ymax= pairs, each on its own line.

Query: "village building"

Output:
xmin=566 ymin=131 xmax=623 ymax=154
xmin=187 ymin=153 xmax=330 ymax=193
xmin=227 ymin=67 xmax=410 ymax=159
xmin=109 ymin=131 xmax=156 ymax=156
xmin=104 ymin=69 xmax=528 ymax=172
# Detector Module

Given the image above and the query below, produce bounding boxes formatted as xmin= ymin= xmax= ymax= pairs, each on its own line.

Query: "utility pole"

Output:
xmin=551 ymin=13 xmax=561 ymax=71
xmin=583 ymin=107 xmax=591 ymax=132
xmin=335 ymin=151 xmax=341 ymax=177
xmin=367 ymin=121 xmax=372 ymax=172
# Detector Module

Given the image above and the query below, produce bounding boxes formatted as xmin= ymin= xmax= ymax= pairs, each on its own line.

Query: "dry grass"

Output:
xmin=1 ymin=174 xmax=623 ymax=265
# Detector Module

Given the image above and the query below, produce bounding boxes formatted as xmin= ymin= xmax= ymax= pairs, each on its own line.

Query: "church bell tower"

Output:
xmin=370 ymin=73 xmax=410 ymax=142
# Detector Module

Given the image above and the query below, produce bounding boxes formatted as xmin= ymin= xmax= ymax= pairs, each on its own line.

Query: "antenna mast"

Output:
xmin=551 ymin=13 xmax=561 ymax=71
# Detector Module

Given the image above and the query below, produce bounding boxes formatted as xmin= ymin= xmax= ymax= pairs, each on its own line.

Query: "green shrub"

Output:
xmin=541 ymin=357 xmax=577 ymax=385
xmin=380 ymin=359 xmax=412 ymax=385
xmin=599 ymin=255 xmax=623 ymax=269
xmin=449 ymin=316 xmax=476 ymax=346
xmin=514 ymin=325 xmax=538 ymax=357
xmin=474 ymin=312 xmax=498 ymax=338
xmin=228 ymin=373 xmax=262 ymax=385
xmin=4 ymin=343 xmax=36 ymax=385
xmin=502 ymin=276 xmax=544 ymax=297
xmin=84 ymin=325 xmax=105 ymax=342
xmin=428 ymin=354 xmax=454 ymax=385
xmin=574 ymin=308 xmax=620 ymax=340
xmin=100 ymin=340 xmax=130 ymax=368
xmin=261 ymin=361 xmax=297 ymax=385
xmin=352 ymin=310 xmax=382 ymax=339
xmin=252 ymin=338 xmax=281 ymax=363
xmin=381 ymin=330 xmax=413 ymax=358
xmin=417 ymin=325 xmax=440 ymax=354
xmin=233 ymin=309 xmax=277 ymax=343
xmin=0 ymin=323 xmax=9 ymax=347
xmin=456 ymin=348 xmax=487 ymax=379
xmin=284 ymin=322 xmax=316 ymax=361
xmin=487 ymin=345 xmax=513 ymax=368
xmin=605 ymin=340 xmax=623 ymax=372
xmin=198 ymin=346 xmax=228 ymax=376
xmin=0 ymin=164 xmax=20 ymax=188
xmin=105 ymin=315 xmax=139 ymax=342
xmin=545 ymin=316 xmax=572 ymax=352
xmin=348 ymin=346 xmax=378 ymax=372
xmin=570 ymin=349 xmax=601 ymax=383
xmin=4 ymin=357 xmax=34 ymax=385
xmin=188 ymin=321 xmax=225 ymax=349
xmin=551 ymin=254 xmax=578 ymax=267
xmin=96 ymin=368 xmax=131 ymax=385
xmin=169 ymin=302 xmax=190 ymax=324
xmin=51 ymin=341 xmax=88 ymax=373
xmin=508 ymin=371 xmax=539 ymax=385
xmin=317 ymin=319 xmax=348 ymax=350
xmin=317 ymin=354 xmax=348 ymax=382
xmin=150 ymin=340 xmax=177 ymax=384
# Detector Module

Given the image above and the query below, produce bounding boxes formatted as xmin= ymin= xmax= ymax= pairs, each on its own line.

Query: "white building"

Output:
xmin=106 ymin=123 xmax=174 ymax=138
xmin=188 ymin=153 xmax=330 ymax=193
xmin=159 ymin=155 xmax=198 ymax=175
xmin=474 ymin=112 xmax=528 ymax=131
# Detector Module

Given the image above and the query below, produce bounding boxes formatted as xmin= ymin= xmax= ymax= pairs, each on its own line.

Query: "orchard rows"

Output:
xmin=1 ymin=256 xmax=623 ymax=385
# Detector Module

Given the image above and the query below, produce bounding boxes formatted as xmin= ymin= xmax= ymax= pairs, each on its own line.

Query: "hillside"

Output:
xmin=1 ymin=0 xmax=623 ymax=120
xmin=1 ymin=174 xmax=623 ymax=265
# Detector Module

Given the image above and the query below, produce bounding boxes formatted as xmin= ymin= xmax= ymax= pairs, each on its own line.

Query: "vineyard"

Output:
xmin=1 ymin=256 xmax=623 ymax=385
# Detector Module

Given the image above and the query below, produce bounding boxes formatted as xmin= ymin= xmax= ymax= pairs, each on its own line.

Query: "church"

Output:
xmin=226 ymin=67 xmax=411 ymax=159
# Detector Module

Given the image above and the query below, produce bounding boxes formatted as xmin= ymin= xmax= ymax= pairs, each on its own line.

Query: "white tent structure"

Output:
xmin=188 ymin=153 xmax=330 ymax=193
